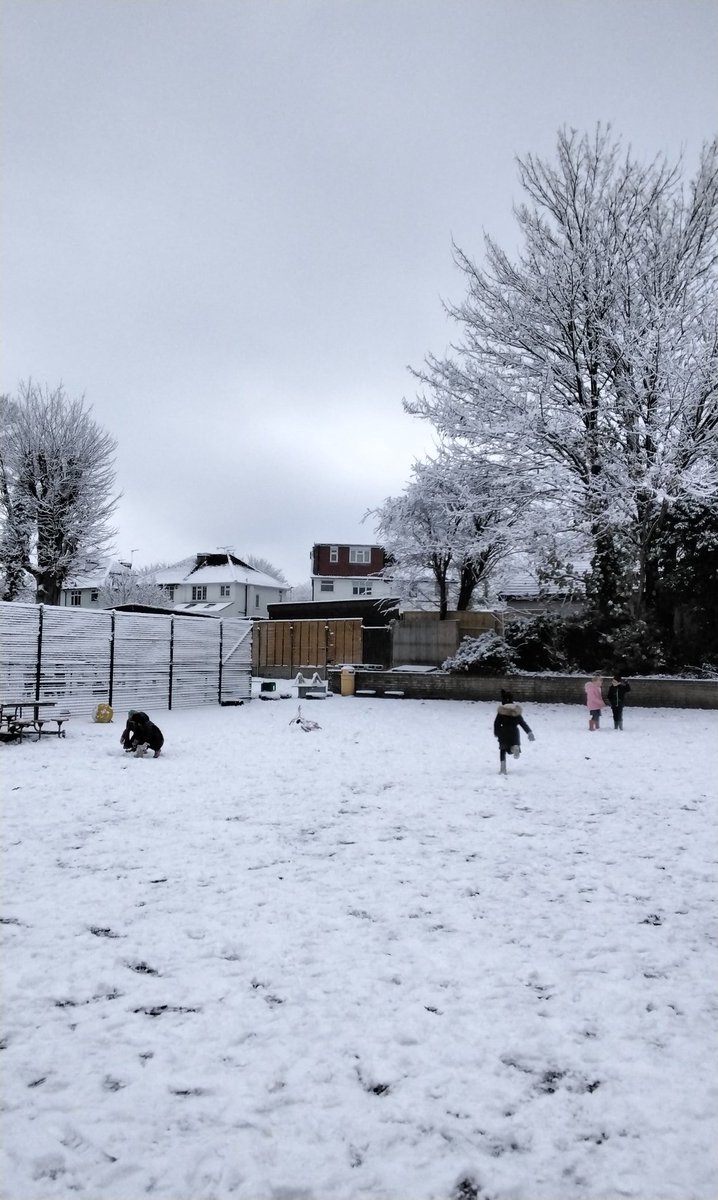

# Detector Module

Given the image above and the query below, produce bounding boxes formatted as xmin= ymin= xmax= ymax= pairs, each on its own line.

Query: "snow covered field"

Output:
xmin=2 ymin=689 xmax=717 ymax=1200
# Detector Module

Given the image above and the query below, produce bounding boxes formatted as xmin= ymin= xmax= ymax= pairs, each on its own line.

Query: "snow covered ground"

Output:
xmin=2 ymin=688 xmax=717 ymax=1200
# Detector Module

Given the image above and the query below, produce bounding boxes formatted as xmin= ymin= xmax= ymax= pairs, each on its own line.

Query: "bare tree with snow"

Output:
xmin=0 ymin=382 xmax=118 ymax=604
xmin=371 ymin=450 xmax=526 ymax=616
xmin=406 ymin=128 xmax=718 ymax=625
xmin=243 ymin=554 xmax=288 ymax=583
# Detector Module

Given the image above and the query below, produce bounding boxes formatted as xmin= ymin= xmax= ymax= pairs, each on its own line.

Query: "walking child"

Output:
xmin=607 ymin=673 xmax=631 ymax=730
xmin=584 ymin=674 xmax=605 ymax=731
xmin=494 ymin=690 xmax=535 ymax=776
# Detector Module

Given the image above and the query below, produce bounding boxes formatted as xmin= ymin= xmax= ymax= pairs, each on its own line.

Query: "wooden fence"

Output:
xmin=252 ymin=619 xmax=362 ymax=678
xmin=392 ymin=611 xmax=500 ymax=666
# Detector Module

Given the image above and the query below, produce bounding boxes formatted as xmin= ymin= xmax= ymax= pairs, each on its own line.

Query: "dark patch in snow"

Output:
xmin=55 ymin=990 xmax=122 ymax=1008
xmin=28 ymin=1076 xmax=47 ymax=1088
xmin=453 ymin=1177 xmax=484 ymax=1200
xmin=170 ymin=1086 xmax=207 ymax=1096
xmin=641 ymin=914 xmax=663 ymax=925
xmin=102 ymin=1076 xmax=125 ymax=1091
xmin=127 ymin=960 xmax=160 ymax=975
xmin=355 ymin=1062 xmax=391 ymax=1096
xmin=0 ymin=916 xmax=23 ymax=926
xmin=537 ymin=1068 xmax=566 ymax=1094
xmin=149 ymin=877 xmax=167 ymax=884
xmin=89 ymin=926 xmax=120 ymax=938
xmin=133 ymin=1005 xmax=200 ymax=1017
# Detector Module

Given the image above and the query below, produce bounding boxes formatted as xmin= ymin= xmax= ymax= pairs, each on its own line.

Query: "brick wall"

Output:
xmin=328 ymin=670 xmax=718 ymax=709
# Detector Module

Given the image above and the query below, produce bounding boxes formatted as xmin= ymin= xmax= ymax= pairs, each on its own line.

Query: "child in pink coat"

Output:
xmin=584 ymin=674 xmax=605 ymax=730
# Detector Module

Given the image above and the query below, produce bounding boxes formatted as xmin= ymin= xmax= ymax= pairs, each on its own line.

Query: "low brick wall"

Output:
xmin=328 ymin=669 xmax=718 ymax=709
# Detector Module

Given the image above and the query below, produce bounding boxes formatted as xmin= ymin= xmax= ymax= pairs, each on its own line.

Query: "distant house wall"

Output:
xmin=310 ymin=543 xmax=394 ymax=602
xmin=169 ymin=580 xmax=285 ymax=618
xmin=312 ymin=543 xmax=387 ymax=576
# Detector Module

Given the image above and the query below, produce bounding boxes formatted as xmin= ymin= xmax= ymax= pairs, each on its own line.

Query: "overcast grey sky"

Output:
xmin=3 ymin=0 xmax=716 ymax=586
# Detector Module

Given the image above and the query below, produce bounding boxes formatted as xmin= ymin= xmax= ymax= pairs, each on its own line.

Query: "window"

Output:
xmin=70 ymin=590 xmax=82 ymax=606
xmin=162 ymin=584 xmax=175 ymax=598
xmin=352 ymin=585 xmax=372 ymax=596
xmin=329 ymin=545 xmax=338 ymax=563
xmin=320 ymin=580 xmax=334 ymax=592
xmin=349 ymin=546 xmax=371 ymax=564
xmin=255 ymin=593 xmax=260 ymax=607
xmin=90 ymin=590 xmax=99 ymax=603
xmin=191 ymin=585 xmax=207 ymax=601
xmin=220 ymin=585 xmax=231 ymax=597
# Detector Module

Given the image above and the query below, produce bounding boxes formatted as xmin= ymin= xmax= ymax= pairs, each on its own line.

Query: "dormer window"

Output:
xmin=349 ymin=546 xmax=371 ymax=564
xmin=329 ymin=545 xmax=338 ymax=563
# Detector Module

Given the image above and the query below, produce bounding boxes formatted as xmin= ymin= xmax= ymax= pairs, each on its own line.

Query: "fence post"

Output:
xmin=218 ymin=622 xmax=223 ymax=704
xmin=108 ymin=612 xmax=115 ymax=707
xmin=168 ymin=618 xmax=174 ymax=710
xmin=34 ymin=606 xmax=44 ymax=701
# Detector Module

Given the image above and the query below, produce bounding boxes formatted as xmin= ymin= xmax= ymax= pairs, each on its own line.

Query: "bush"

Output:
xmin=443 ymin=632 xmax=518 ymax=675
xmin=504 ymin=614 xmax=569 ymax=672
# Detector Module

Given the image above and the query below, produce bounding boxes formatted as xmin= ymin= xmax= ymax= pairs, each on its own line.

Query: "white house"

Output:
xmin=60 ymin=560 xmax=133 ymax=609
xmin=152 ymin=552 xmax=289 ymax=618
xmin=310 ymin=542 xmax=396 ymax=602
xmin=61 ymin=552 xmax=289 ymax=618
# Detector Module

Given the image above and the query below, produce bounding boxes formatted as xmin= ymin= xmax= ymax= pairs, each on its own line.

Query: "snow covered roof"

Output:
xmin=496 ymin=571 xmax=583 ymax=600
xmin=173 ymin=601 xmax=234 ymax=615
xmin=63 ymin=559 xmax=129 ymax=590
xmin=153 ymin=553 xmax=287 ymax=590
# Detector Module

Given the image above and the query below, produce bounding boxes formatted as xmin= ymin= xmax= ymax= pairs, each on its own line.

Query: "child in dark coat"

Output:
xmin=121 ymin=711 xmax=164 ymax=757
xmin=607 ymin=674 xmax=631 ymax=730
xmin=120 ymin=711 xmax=150 ymax=752
xmin=493 ymin=690 xmax=535 ymax=775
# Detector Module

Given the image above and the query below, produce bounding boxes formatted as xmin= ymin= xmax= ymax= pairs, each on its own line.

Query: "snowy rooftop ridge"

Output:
xmin=152 ymin=553 xmax=287 ymax=590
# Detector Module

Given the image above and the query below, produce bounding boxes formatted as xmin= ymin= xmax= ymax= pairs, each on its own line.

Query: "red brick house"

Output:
xmin=310 ymin=543 xmax=394 ymax=601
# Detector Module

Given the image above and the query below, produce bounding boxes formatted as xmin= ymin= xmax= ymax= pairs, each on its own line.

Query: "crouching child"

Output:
xmin=121 ymin=711 xmax=164 ymax=758
xmin=494 ymin=690 xmax=535 ymax=776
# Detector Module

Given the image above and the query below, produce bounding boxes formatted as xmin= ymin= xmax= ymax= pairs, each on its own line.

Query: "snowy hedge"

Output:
xmin=442 ymin=632 xmax=518 ymax=675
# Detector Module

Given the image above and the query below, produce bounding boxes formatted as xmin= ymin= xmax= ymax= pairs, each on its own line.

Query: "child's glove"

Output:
xmin=528 ymin=732 xmax=536 ymax=742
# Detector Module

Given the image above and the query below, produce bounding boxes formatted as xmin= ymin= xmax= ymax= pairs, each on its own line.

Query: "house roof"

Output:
xmin=174 ymin=601 xmax=234 ymax=615
xmin=63 ymin=559 xmax=129 ymax=590
xmin=153 ymin=553 xmax=287 ymax=590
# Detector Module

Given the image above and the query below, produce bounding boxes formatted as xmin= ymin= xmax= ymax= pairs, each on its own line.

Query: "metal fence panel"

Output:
xmin=38 ymin=606 xmax=113 ymax=717
xmin=0 ymin=603 xmax=253 ymax=716
xmin=172 ymin=617 xmax=222 ymax=707
xmin=220 ymin=618 xmax=252 ymax=702
xmin=0 ymin=601 xmax=41 ymax=700
xmin=113 ymin=613 xmax=172 ymax=715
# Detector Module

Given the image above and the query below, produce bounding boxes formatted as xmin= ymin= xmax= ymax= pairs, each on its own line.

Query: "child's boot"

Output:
xmin=500 ymin=760 xmax=507 ymax=776
xmin=589 ymin=718 xmax=596 ymax=731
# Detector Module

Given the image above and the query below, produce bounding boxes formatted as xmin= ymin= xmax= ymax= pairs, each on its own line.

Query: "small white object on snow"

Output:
xmin=289 ymin=704 xmax=321 ymax=732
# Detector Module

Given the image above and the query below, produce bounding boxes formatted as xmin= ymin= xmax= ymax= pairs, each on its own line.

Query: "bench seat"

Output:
xmin=37 ymin=712 xmax=72 ymax=738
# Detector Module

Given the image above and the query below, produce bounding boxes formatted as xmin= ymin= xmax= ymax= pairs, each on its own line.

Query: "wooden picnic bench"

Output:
xmin=0 ymin=700 xmax=70 ymax=742
xmin=36 ymin=711 xmax=72 ymax=738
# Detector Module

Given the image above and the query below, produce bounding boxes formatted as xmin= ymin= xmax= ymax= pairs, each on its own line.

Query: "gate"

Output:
xmin=252 ymin=618 xmax=362 ymax=677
